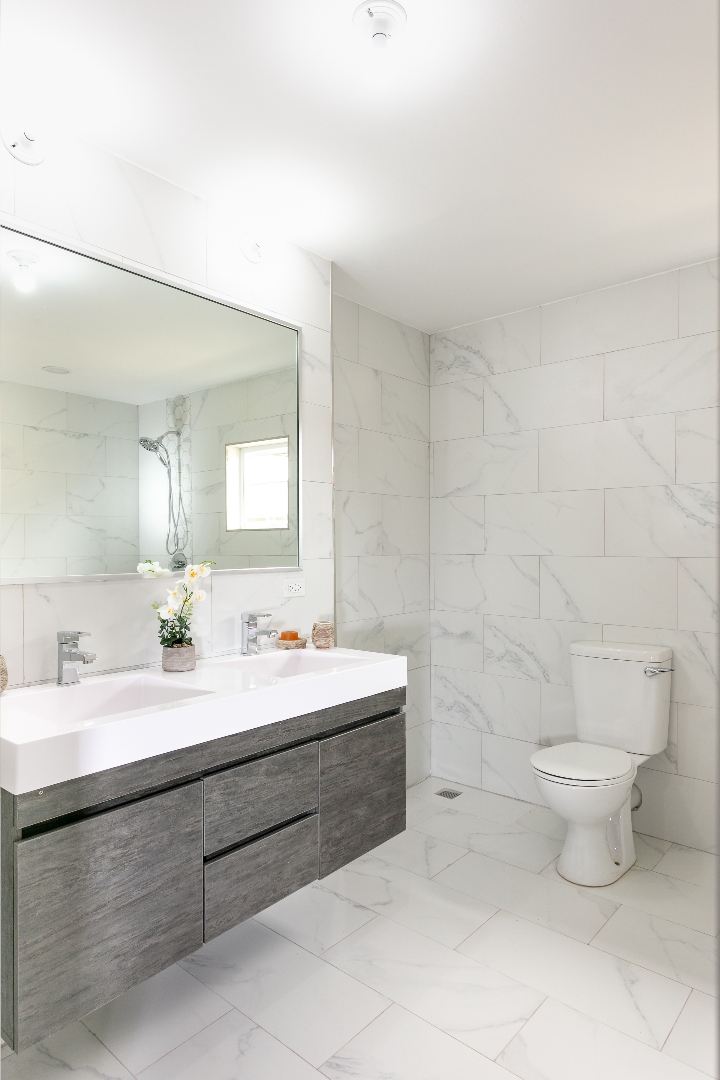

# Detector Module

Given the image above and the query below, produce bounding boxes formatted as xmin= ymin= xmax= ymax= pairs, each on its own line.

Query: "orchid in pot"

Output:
xmin=138 ymin=560 xmax=212 ymax=671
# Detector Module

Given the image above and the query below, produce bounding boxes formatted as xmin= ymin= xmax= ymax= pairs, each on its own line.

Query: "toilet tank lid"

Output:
xmin=570 ymin=640 xmax=672 ymax=663
xmin=531 ymin=742 xmax=634 ymax=781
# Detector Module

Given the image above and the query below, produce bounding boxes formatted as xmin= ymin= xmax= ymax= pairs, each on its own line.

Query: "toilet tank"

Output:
xmin=570 ymin=641 xmax=672 ymax=756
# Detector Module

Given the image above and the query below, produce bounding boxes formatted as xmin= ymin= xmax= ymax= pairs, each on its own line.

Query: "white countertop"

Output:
xmin=0 ymin=647 xmax=407 ymax=795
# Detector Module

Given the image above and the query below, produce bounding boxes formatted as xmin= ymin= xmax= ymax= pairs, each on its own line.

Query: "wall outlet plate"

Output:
xmin=283 ymin=577 xmax=305 ymax=597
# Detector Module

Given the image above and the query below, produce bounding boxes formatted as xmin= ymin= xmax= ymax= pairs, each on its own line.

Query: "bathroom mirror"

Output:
xmin=0 ymin=226 xmax=300 ymax=580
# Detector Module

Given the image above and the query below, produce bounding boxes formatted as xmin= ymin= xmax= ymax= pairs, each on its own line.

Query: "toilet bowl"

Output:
xmin=531 ymin=742 xmax=637 ymax=886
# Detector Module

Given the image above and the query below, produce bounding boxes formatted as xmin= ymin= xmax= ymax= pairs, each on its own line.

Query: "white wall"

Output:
xmin=332 ymin=297 xmax=431 ymax=785
xmin=0 ymin=137 xmax=333 ymax=686
xmin=429 ymin=261 xmax=719 ymax=853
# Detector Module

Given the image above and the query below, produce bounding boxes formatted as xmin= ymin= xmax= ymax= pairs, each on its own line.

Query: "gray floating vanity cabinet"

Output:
xmin=1 ymin=687 xmax=406 ymax=1051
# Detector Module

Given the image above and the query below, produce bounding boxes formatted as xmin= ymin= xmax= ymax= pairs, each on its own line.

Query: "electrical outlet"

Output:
xmin=283 ymin=577 xmax=305 ymax=597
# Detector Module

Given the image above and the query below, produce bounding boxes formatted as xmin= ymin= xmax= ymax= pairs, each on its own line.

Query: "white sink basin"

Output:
xmin=1 ymin=647 xmax=406 ymax=794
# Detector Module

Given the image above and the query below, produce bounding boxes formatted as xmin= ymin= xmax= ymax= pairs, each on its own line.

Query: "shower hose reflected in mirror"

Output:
xmin=139 ymin=431 xmax=190 ymax=570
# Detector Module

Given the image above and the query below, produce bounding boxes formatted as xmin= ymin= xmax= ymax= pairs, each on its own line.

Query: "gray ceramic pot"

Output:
xmin=162 ymin=644 xmax=196 ymax=672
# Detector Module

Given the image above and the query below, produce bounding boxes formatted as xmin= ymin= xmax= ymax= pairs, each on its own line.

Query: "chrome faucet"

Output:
xmin=57 ymin=631 xmax=96 ymax=685
xmin=241 ymin=612 xmax=278 ymax=656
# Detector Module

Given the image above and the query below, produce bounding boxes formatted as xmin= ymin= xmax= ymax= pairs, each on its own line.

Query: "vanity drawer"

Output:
xmin=203 ymin=742 xmax=318 ymax=856
xmin=204 ymin=814 xmax=318 ymax=941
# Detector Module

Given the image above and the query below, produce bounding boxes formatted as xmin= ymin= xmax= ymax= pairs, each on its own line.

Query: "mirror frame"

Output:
xmin=0 ymin=216 xmax=305 ymax=585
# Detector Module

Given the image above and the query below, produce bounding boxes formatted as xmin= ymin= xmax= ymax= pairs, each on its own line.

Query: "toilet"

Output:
xmin=531 ymin=641 xmax=672 ymax=887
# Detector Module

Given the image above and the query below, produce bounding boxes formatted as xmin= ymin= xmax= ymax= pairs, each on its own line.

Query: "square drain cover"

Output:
xmin=435 ymin=788 xmax=462 ymax=799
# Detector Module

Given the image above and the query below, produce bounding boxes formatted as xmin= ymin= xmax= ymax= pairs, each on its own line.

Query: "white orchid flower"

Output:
xmin=193 ymin=589 xmax=207 ymax=603
xmin=184 ymin=565 xmax=201 ymax=584
xmin=157 ymin=605 xmax=170 ymax=619
xmin=138 ymin=560 xmax=170 ymax=577
xmin=197 ymin=563 xmax=211 ymax=577
xmin=167 ymin=586 xmax=182 ymax=601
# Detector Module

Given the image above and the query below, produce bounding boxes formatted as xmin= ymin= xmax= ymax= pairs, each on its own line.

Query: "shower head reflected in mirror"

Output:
xmin=139 ymin=430 xmax=188 ymax=562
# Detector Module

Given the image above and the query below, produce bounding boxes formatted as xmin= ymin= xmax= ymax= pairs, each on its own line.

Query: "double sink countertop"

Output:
xmin=0 ymin=647 xmax=407 ymax=795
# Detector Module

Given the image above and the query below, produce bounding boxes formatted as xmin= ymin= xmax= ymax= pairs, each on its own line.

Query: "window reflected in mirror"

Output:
xmin=226 ymin=438 xmax=290 ymax=532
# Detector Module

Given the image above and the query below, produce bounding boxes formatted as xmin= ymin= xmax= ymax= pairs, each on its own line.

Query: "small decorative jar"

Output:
xmin=0 ymin=654 xmax=8 ymax=692
xmin=162 ymin=644 xmax=196 ymax=672
xmin=312 ymin=622 xmax=335 ymax=649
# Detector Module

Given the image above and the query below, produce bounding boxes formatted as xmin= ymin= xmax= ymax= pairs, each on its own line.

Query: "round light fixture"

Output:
xmin=353 ymin=1 xmax=407 ymax=49
xmin=7 ymin=250 xmax=39 ymax=293
xmin=42 ymin=365 xmax=71 ymax=375
xmin=239 ymin=231 xmax=262 ymax=264
xmin=1 ymin=128 xmax=45 ymax=165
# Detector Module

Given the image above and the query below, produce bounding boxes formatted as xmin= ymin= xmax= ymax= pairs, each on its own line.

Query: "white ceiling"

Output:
xmin=2 ymin=0 xmax=718 ymax=333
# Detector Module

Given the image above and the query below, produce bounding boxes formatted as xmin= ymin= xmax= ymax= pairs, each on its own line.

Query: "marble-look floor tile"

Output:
xmin=320 ymin=1003 xmax=515 ymax=1080
xmin=322 ymin=853 xmax=496 ymax=948
xmin=515 ymin=805 xmax=567 ymax=842
xmin=2 ymin=1021 xmax=133 ymax=1080
xmin=654 ymin=845 xmax=719 ymax=890
xmin=253 ymin=882 xmax=377 ymax=955
xmin=460 ymin=910 xmax=689 ymax=1048
xmin=81 ymin=963 xmax=230 ymax=1074
xmin=137 ymin=1009 xmax=320 ymax=1080
xmin=418 ymin=811 xmax=562 ymax=873
xmin=407 ymin=777 xmax=530 ymax=824
xmin=370 ymin=827 xmax=468 ymax=878
xmin=633 ymin=833 xmax=673 ymax=870
xmin=590 ymin=905 xmax=717 ymax=996
xmin=498 ymin=998 xmax=708 ymax=1080
xmin=436 ymin=851 xmax=619 ymax=942
xmin=323 ymin=916 xmax=544 ymax=1059
xmin=662 ymin=990 xmax=719 ymax=1077
xmin=405 ymin=794 xmax=439 ymax=827
xmin=179 ymin=920 xmax=388 ymax=1067
xmin=541 ymin=863 xmax=717 ymax=935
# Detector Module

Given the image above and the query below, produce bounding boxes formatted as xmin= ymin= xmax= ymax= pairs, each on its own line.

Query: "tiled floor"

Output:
xmin=3 ymin=776 xmax=718 ymax=1079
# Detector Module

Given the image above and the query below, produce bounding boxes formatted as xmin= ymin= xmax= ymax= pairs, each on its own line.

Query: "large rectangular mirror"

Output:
xmin=0 ymin=226 xmax=300 ymax=579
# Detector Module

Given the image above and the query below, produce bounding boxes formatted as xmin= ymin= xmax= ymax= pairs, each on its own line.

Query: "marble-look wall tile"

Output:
xmin=384 ymin=612 xmax=430 ymax=669
xmin=484 ymin=355 xmax=603 ymax=434
xmin=431 ymin=722 xmax=483 ymax=787
xmin=0 ymin=382 xmax=67 ymax=429
xmin=106 ymin=438 xmax=139 ymax=478
xmin=1 ymin=514 xmax=24 ymax=558
xmin=482 ymin=733 xmax=544 ymax=804
xmin=336 ymin=556 xmax=360 ymax=623
xmin=434 ymin=554 xmax=539 ymax=617
xmin=358 ymin=430 xmax=429 ymax=497
xmin=25 ymin=515 xmax=107 ymax=557
xmin=2 ymin=423 xmax=24 ymax=469
xmin=604 ymin=332 xmax=719 ymax=419
xmin=334 ymin=357 xmax=381 ymax=430
xmin=333 ymin=424 xmax=359 ymax=491
xmin=0 ymin=583 xmax=24 ymax=685
xmin=430 ymin=611 xmax=483 ymax=672
xmin=605 ymin=484 xmax=718 ymax=557
xmin=67 ymin=476 xmax=139 ymax=518
xmin=540 ymin=272 xmax=678 ymax=364
xmin=540 ymin=556 xmax=677 ymax=629
xmin=359 ymin=555 xmax=430 ymax=618
xmin=679 ymin=259 xmax=720 ymax=337
xmin=301 ymin=481 xmax=333 ymax=559
xmin=381 ymin=374 xmax=430 ymax=445
xmin=407 ymin=722 xmax=431 ymax=786
xmin=485 ymin=490 xmax=604 ymax=556
xmin=66 ymin=395 xmax=138 ymax=439
xmin=430 ymin=497 xmax=485 ymax=554
xmin=191 ymin=382 xmax=248 ymax=430
xmin=246 ymin=368 xmax=297 ymax=421
xmin=433 ymin=432 xmax=538 ymax=497
xmin=676 ymin=408 xmax=718 ymax=484
xmin=300 ymin=402 xmax=332 ymax=484
xmin=406 ymin=665 xmax=432 ymax=728
xmin=643 ymin=704 xmax=679 ymax=774
xmin=332 ymin=295 xmax=359 ymax=362
xmin=430 ymin=379 xmax=484 ymax=441
xmin=359 ymin=307 xmax=430 ymax=385
xmin=484 ymin=616 xmax=602 ymax=684
xmin=633 ymin=768 xmax=717 ymax=853
xmin=432 ymin=307 xmax=541 ymax=383
xmin=677 ymin=704 xmax=718 ymax=783
xmin=335 ymin=491 xmax=383 ymax=557
xmin=678 ymin=558 xmax=718 ymax=632
xmin=434 ymin=665 xmax=541 ymax=741
xmin=23 ymin=426 xmax=106 ymax=475
xmin=336 ymin=617 xmax=385 ymax=653
xmin=1 ymin=470 xmax=67 ymax=516
xmin=603 ymin=624 xmax=718 ymax=708
xmin=382 ymin=496 xmax=430 ymax=555
xmin=300 ymin=324 xmax=332 ymax=409
xmin=539 ymin=415 xmax=675 ymax=491
xmin=540 ymin=683 xmax=576 ymax=744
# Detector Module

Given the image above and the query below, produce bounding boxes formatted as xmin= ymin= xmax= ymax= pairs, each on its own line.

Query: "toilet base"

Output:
xmin=556 ymin=794 xmax=636 ymax=887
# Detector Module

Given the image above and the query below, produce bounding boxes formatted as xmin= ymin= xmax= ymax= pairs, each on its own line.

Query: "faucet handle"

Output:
xmin=57 ymin=630 xmax=90 ymax=643
xmin=240 ymin=612 xmax=272 ymax=622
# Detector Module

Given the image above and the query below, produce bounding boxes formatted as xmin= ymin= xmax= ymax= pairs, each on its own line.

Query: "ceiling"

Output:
xmin=1 ymin=0 xmax=717 ymax=333
xmin=0 ymin=227 xmax=297 ymax=404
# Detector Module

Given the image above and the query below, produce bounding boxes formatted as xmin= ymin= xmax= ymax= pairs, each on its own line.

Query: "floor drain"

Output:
xmin=435 ymin=788 xmax=462 ymax=799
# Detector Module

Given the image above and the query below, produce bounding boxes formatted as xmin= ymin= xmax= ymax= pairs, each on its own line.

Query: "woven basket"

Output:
xmin=277 ymin=637 xmax=307 ymax=650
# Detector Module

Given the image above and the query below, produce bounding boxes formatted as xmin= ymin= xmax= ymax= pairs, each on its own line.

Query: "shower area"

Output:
xmin=138 ymin=394 xmax=193 ymax=569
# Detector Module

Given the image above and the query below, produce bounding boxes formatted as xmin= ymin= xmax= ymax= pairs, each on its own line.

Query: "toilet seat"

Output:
xmin=531 ymin=742 xmax=635 ymax=787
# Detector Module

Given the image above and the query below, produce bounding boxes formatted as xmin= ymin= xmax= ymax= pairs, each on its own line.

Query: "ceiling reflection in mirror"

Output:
xmin=0 ymin=227 xmax=299 ymax=579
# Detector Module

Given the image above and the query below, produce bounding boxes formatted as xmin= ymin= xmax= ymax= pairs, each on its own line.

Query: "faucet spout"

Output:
xmin=57 ymin=631 xmax=96 ymax=685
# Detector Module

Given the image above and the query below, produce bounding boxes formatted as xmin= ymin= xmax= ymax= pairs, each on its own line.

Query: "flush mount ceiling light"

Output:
xmin=42 ymin=365 xmax=71 ymax=375
xmin=7 ymin=250 xmax=39 ymax=293
xmin=239 ymin=231 xmax=262 ymax=264
xmin=1 ymin=128 xmax=45 ymax=165
xmin=353 ymin=1 xmax=407 ymax=50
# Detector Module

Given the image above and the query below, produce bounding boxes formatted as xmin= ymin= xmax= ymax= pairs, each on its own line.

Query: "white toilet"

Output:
xmin=531 ymin=641 xmax=672 ymax=887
